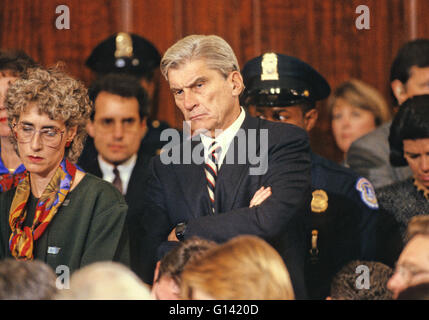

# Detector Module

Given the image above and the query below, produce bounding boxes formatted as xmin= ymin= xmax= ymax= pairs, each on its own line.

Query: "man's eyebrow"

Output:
xmin=170 ymin=76 xmax=208 ymax=92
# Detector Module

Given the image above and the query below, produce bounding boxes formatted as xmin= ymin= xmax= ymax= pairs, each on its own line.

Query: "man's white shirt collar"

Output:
xmin=200 ymin=107 xmax=246 ymax=169
xmin=98 ymin=153 xmax=137 ymax=195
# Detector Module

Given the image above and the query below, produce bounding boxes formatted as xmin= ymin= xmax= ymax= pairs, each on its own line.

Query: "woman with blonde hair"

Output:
xmin=328 ymin=79 xmax=391 ymax=160
xmin=180 ymin=235 xmax=295 ymax=300
xmin=0 ymin=67 xmax=129 ymax=273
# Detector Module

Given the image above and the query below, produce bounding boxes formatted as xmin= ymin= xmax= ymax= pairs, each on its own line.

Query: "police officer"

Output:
xmin=81 ymin=32 xmax=170 ymax=164
xmin=241 ymin=53 xmax=379 ymax=299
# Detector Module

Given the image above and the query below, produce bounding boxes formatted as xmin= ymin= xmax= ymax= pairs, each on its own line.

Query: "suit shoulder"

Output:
xmin=350 ymin=122 xmax=391 ymax=148
xmin=78 ymin=173 xmax=126 ymax=203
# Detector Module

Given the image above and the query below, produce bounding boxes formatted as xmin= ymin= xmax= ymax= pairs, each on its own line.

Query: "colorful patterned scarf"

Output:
xmin=8 ymin=158 xmax=77 ymax=260
xmin=0 ymin=147 xmax=27 ymax=192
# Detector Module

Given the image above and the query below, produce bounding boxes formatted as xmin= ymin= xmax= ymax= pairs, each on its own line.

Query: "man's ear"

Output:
xmin=230 ymin=71 xmax=244 ymax=97
xmin=304 ymin=108 xmax=318 ymax=132
xmin=153 ymin=260 xmax=161 ymax=283
xmin=391 ymin=80 xmax=408 ymax=105
xmin=86 ymin=121 xmax=95 ymax=138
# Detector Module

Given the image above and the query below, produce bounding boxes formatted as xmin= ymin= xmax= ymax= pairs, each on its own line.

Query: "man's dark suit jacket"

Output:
xmin=140 ymin=113 xmax=312 ymax=299
xmin=78 ymin=150 xmax=151 ymax=280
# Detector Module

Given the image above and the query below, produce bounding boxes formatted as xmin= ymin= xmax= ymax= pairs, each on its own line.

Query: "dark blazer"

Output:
xmin=78 ymin=150 xmax=151 ymax=280
xmin=140 ymin=112 xmax=312 ymax=299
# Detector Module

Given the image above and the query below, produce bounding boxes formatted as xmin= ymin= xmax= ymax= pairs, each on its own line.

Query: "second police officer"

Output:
xmin=241 ymin=53 xmax=379 ymax=299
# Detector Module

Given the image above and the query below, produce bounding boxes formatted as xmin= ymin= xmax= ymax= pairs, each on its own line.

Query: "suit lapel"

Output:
xmin=174 ymin=139 xmax=211 ymax=218
xmin=216 ymin=113 xmax=260 ymax=212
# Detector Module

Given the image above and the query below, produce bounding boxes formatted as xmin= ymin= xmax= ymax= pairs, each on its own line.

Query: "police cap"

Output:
xmin=86 ymin=32 xmax=161 ymax=79
xmin=241 ymin=53 xmax=330 ymax=107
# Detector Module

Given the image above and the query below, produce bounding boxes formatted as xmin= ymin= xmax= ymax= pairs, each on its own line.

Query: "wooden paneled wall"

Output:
xmin=1 ymin=0 xmax=428 ymax=162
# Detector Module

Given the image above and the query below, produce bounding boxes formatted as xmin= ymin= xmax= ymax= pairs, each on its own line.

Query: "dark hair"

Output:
xmin=397 ymin=282 xmax=429 ymax=300
xmin=156 ymin=237 xmax=217 ymax=285
xmin=0 ymin=259 xmax=57 ymax=299
xmin=0 ymin=49 xmax=38 ymax=76
xmin=88 ymin=73 xmax=149 ymax=121
xmin=389 ymin=95 xmax=429 ymax=166
xmin=390 ymin=39 xmax=429 ymax=105
xmin=330 ymin=260 xmax=393 ymax=300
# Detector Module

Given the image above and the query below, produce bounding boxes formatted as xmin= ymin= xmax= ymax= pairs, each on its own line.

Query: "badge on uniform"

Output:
xmin=311 ymin=189 xmax=328 ymax=213
xmin=356 ymin=177 xmax=379 ymax=209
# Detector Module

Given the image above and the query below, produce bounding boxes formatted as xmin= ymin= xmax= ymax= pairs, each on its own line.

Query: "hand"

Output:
xmin=249 ymin=186 xmax=272 ymax=208
xmin=168 ymin=228 xmax=179 ymax=241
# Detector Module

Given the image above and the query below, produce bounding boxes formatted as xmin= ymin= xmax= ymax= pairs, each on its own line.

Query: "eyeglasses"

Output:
xmin=13 ymin=123 xmax=65 ymax=148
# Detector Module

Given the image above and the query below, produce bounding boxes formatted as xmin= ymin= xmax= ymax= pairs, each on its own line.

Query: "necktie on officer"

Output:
xmin=205 ymin=141 xmax=222 ymax=214
xmin=112 ymin=166 xmax=123 ymax=194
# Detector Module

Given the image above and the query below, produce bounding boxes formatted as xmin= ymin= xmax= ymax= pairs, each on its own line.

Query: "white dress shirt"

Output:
xmin=98 ymin=154 xmax=137 ymax=195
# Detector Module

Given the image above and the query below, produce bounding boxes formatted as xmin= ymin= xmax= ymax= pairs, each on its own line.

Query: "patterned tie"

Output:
xmin=112 ymin=166 xmax=123 ymax=194
xmin=205 ymin=141 xmax=222 ymax=214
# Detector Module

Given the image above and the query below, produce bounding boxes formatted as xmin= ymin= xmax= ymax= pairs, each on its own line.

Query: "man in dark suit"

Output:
xmin=140 ymin=35 xmax=312 ymax=299
xmin=346 ymin=39 xmax=429 ymax=188
xmin=81 ymin=32 xmax=170 ymax=165
xmin=77 ymin=73 xmax=151 ymax=279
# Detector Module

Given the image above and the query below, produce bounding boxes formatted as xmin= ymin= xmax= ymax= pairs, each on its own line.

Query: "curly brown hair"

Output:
xmin=5 ymin=66 xmax=91 ymax=162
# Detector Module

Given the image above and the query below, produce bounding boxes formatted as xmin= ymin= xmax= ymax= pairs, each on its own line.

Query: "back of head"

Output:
xmin=389 ymin=94 xmax=429 ymax=166
xmin=160 ymin=34 xmax=239 ymax=80
xmin=327 ymin=78 xmax=391 ymax=126
xmin=56 ymin=262 xmax=152 ymax=300
xmin=88 ymin=73 xmax=149 ymax=120
xmin=390 ymin=39 xmax=429 ymax=105
xmin=0 ymin=49 xmax=38 ymax=76
xmin=0 ymin=259 xmax=57 ymax=300
xmin=181 ymin=235 xmax=295 ymax=300
xmin=157 ymin=236 xmax=218 ymax=285
xmin=330 ymin=260 xmax=393 ymax=300
xmin=407 ymin=215 xmax=429 ymax=242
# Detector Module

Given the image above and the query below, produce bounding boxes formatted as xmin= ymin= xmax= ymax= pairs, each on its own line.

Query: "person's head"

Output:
xmin=0 ymin=50 xmax=38 ymax=138
xmin=55 ymin=262 xmax=152 ymax=300
xmin=86 ymin=32 xmax=161 ymax=107
xmin=241 ymin=52 xmax=330 ymax=132
xmin=87 ymin=73 xmax=149 ymax=165
xmin=180 ymin=235 xmax=295 ymax=300
xmin=152 ymin=237 xmax=218 ymax=300
xmin=327 ymin=79 xmax=391 ymax=154
xmin=0 ymin=258 xmax=57 ymax=299
xmin=6 ymin=67 xmax=91 ymax=177
xmin=388 ymin=215 xmax=429 ymax=299
xmin=390 ymin=39 xmax=429 ymax=106
xmin=160 ymin=35 xmax=244 ymax=136
xmin=388 ymin=95 xmax=429 ymax=190
xmin=328 ymin=260 xmax=393 ymax=300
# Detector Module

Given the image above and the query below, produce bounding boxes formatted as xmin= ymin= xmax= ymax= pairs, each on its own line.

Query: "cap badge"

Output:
xmin=115 ymin=32 xmax=133 ymax=58
xmin=261 ymin=53 xmax=279 ymax=81
xmin=311 ymin=189 xmax=328 ymax=213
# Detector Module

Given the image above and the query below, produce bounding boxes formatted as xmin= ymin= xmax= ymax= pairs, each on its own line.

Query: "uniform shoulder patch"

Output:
xmin=355 ymin=177 xmax=379 ymax=209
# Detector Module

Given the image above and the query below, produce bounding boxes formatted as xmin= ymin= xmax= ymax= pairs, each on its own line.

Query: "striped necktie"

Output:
xmin=205 ymin=141 xmax=222 ymax=214
xmin=112 ymin=166 xmax=123 ymax=194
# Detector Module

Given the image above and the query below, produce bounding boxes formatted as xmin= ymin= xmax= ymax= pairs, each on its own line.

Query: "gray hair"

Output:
xmin=160 ymin=35 xmax=240 ymax=80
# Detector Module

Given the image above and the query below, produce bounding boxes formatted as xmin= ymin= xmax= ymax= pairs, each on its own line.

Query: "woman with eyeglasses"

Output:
xmin=0 ymin=67 xmax=129 ymax=273
xmin=376 ymin=95 xmax=429 ymax=268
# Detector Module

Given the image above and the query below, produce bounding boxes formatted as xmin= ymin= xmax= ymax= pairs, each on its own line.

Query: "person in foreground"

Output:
xmin=180 ymin=235 xmax=295 ymax=300
xmin=0 ymin=67 xmax=129 ymax=273
xmin=387 ymin=215 xmax=429 ymax=299
xmin=140 ymin=34 xmax=311 ymax=299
